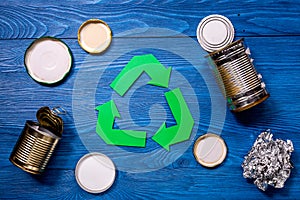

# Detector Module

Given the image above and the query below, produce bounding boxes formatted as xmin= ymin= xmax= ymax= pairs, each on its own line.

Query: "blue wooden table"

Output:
xmin=1 ymin=1 xmax=300 ymax=199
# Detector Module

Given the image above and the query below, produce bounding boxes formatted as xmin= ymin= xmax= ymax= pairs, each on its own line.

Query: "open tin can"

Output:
xmin=9 ymin=107 xmax=63 ymax=175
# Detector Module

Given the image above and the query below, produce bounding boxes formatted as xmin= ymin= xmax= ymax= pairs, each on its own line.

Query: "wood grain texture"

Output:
xmin=0 ymin=166 xmax=299 ymax=199
xmin=1 ymin=0 xmax=300 ymax=199
xmin=0 ymin=0 xmax=300 ymax=39
xmin=1 ymin=36 xmax=300 ymax=199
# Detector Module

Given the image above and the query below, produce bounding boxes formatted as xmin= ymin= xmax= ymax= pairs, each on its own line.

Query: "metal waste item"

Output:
xmin=207 ymin=39 xmax=269 ymax=112
xmin=242 ymin=130 xmax=294 ymax=191
xmin=9 ymin=107 xmax=64 ymax=175
xmin=197 ymin=14 xmax=269 ymax=112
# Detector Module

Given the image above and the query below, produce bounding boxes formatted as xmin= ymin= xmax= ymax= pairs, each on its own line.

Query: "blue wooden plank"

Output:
xmin=0 ymin=0 xmax=300 ymax=39
xmin=0 ymin=164 xmax=299 ymax=199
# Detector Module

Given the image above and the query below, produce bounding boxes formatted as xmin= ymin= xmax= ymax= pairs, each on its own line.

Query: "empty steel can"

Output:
xmin=9 ymin=107 xmax=63 ymax=175
xmin=207 ymin=39 xmax=270 ymax=112
xmin=197 ymin=15 xmax=270 ymax=112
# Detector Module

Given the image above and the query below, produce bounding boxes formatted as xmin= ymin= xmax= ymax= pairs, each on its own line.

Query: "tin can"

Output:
xmin=207 ymin=39 xmax=270 ymax=112
xmin=9 ymin=107 xmax=63 ymax=175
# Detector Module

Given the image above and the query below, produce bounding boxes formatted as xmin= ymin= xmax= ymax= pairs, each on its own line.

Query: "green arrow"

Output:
xmin=95 ymin=100 xmax=147 ymax=147
xmin=110 ymin=54 xmax=172 ymax=96
xmin=152 ymin=88 xmax=194 ymax=151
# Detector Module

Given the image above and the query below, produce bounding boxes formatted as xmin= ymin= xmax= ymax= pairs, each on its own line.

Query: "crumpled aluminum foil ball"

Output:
xmin=242 ymin=130 xmax=294 ymax=191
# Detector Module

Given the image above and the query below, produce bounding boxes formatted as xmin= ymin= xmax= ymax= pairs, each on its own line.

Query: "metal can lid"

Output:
xmin=78 ymin=19 xmax=112 ymax=54
xmin=196 ymin=14 xmax=234 ymax=52
xmin=24 ymin=37 xmax=72 ymax=84
xmin=75 ymin=152 xmax=116 ymax=193
xmin=193 ymin=133 xmax=227 ymax=168
xmin=36 ymin=107 xmax=63 ymax=137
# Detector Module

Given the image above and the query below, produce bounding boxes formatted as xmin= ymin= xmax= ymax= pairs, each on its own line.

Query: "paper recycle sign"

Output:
xmin=95 ymin=54 xmax=194 ymax=151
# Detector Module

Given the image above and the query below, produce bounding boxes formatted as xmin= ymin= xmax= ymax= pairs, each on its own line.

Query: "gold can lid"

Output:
xmin=193 ymin=133 xmax=227 ymax=168
xmin=78 ymin=19 xmax=112 ymax=54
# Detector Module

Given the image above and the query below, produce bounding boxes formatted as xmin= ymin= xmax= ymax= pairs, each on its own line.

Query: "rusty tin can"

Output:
xmin=197 ymin=15 xmax=269 ymax=112
xmin=207 ymin=39 xmax=269 ymax=112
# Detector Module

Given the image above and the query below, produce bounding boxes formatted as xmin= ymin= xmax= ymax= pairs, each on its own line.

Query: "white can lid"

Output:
xmin=197 ymin=14 xmax=234 ymax=52
xmin=75 ymin=152 xmax=116 ymax=194
xmin=78 ymin=19 xmax=112 ymax=54
xmin=193 ymin=133 xmax=227 ymax=168
xmin=24 ymin=37 xmax=72 ymax=84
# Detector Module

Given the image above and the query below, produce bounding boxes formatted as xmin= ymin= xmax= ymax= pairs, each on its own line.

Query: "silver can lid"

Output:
xmin=196 ymin=14 xmax=234 ymax=52
xmin=24 ymin=37 xmax=72 ymax=84
xmin=75 ymin=152 xmax=116 ymax=194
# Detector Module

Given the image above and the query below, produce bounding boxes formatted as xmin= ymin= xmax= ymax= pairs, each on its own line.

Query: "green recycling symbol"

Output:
xmin=95 ymin=54 xmax=194 ymax=151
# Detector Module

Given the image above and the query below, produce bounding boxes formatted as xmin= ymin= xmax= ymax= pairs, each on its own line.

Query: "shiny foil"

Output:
xmin=242 ymin=130 xmax=294 ymax=191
